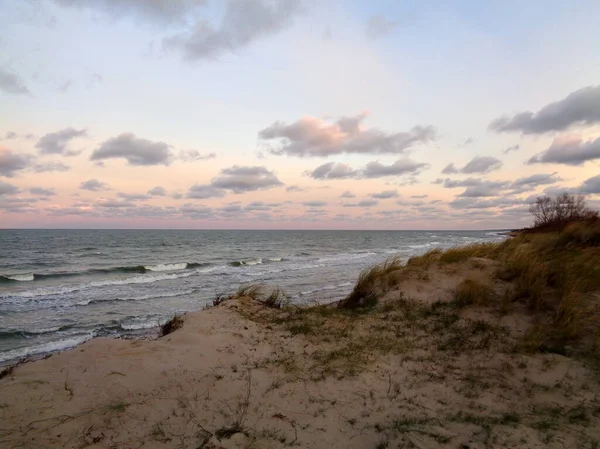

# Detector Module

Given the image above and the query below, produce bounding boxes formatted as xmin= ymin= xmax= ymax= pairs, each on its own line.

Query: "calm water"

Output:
xmin=0 ymin=229 xmax=505 ymax=363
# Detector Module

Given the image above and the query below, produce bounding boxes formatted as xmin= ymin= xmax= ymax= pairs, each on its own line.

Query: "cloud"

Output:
xmin=307 ymin=162 xmax=357 ymax=179
xmin=259 ymin=113 xmax=436 ymax=157
xmin=436 ymin=177 xmax=511 ymax=198
xmin=458 ymin=181 xmax=510 ymax=198
xmin=97 ymin=199 xmax=135 ymax=208
xmin=0 ymin=68 xmax=30 ymax=95
xmin=455 ymin=137 xmax=475 ymax=148
xmin=245 ymin=201 xmax=279 ymax=211
xmin=91 ymin=133 xmax=174 ymax=166
xmin=503 ymin=144 xmax=520 ymax=154
xmin=286 ymin=185 xmax=303 ymax=192
xmin=0 ymin=180 xmax=19 ymax=196
xmin=460 ymin=156 xmax=503 ymax=174
xmin=0 ymin=148 xmax=32 ymax=177
xmin=365 ymin=15 xmax=398 ymax=38
xmin=2 ymin=132 xmax=34 ymax=141
xmin=362 ymin=159 xmax=429 ymax=178
xmin=187 ymin=184 xmax=226 ymax=199
xmin=58 ymin=79 xmax=73 ymax=92
xmin=33 ymin=161 xmax=70 ymax=172
xmin=340 ymin=191 xmax=355 ymax=198
xmin=411 ymin=194 xmax=428 ymax=199
xmin=303 ymin=201 xmax=327 ymax=207
xmin=489 ymin=85 xmax=600 ymax=134
xmin=179 ymin=203 xmax=213 ymax=219
xmin=211 ymin=165 xmax=283 ymax=193
xmin=510 ymin=173 xmax=562 ymax=190
xmin=370 ymin=190 xmax=398 ymax=199
xmin=441 ymin=163 xmax=458 ymax=174
xmin=449 ymin=197 xmax=525 ymax=209
xmin=35 ymin=128 xmax=87 ymax=155
xmin=148 ymin=186 xmax=167 ymax=196
xmin=80 ymin=179 xmax=109 ymax=191
xmin=164 ymin=0 xmax=301 ymax=60
xmin=343 ymin=199 xmax=379 ymax=208
xmin=306 ymin=158 xmax=428 ymax=180
xmin=527 ymin=134 xmax=600 ymax=166
xmin=441 ymin=157 xmax=502 ymax=175
xmin=29 ymin=187 xmax=56 ymax=196
xmin=580 ymin=175 xmax=600 ymax=194
xmin=51 ymin=0 xmax=207 ymax=22
xmin=179 ymin=150 xmax=216 ymax=162
xmin=117 ymin=192 xmax=151 ymax=201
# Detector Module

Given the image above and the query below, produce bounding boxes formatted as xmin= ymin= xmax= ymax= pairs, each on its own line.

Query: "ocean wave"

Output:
xmin=76 ymin=288 xmax=195 ymax=306
xmin=0 ymin=262 xmax=210 ymax=283
xmin=317 ymin=252 xmax=377 ymax=263
xmin=299 ymin=281 xmax=353 ymax=297
xmin=0 ymin=273 xmax=34 ymax=282
xmin=5 ymin=271 xmax=199 ymax=300
xmin=0 ymin=333 xmax=94 ymax=363
xmin=0 ymin=326 xmax=69 ymax=339
xmin=144 ymin=262 xmax=187 ymax=272
xmin=120 ymin=321 xmax=160 ymax=331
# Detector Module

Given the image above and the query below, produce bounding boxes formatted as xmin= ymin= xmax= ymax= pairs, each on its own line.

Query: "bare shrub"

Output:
xmin=160 ymin=315 xmax=184 ymax=337
xmin=529 ymin=193 xmax=598 ymax=229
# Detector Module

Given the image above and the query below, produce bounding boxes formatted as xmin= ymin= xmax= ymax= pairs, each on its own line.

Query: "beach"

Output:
xmin=2 ymin=232 xmax=600 ymax=448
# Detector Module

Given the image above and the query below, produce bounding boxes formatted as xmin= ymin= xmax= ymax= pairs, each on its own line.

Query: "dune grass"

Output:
xmin=235 ymin=282 xmax=288 ymax=309
xmin=336 ymin=217 xmax=600 ymax=363
xmin=338 ymin=256 xmax=403 ymax=309
xmin=453 ymin=278 xmax=494 ymax=307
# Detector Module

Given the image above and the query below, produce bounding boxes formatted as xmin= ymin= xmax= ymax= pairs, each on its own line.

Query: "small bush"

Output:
xmin=453 ymin=279 xmax=494 ymax=307
xmin=160 ymin=315 xmax=184 ymax=337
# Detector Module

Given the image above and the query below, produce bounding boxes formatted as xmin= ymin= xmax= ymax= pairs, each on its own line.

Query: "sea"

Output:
xmin=0 ymin=229 xmax=506 ymax=364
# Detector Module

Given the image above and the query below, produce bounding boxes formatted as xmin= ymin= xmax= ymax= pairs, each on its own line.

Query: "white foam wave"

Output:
xmin=242 ymin=258 xmax=262 ymax=266
xmin=317 ymin=252 xmax=377 ymax=263
xmin=0 ymin=334 xmax=93 ymax=363
xmin=4 ymin=273 xmax=34 ymax=282
xmin=75 ymin=288 xmax=195 ymax=306
xmin=299 ymin=281 xmax=353 ymax=296
xmin=144 ymin=262 xmax=187 ymax=272
xmin=266 ymin=257 xmax=283 ymax=262
xmin=6 ymin=271 xmax=197 ymax=299
xmin=120 ymin=321 xmax=159 ymax=331
xmin=27 ymin=326 xmax=62 ymax=334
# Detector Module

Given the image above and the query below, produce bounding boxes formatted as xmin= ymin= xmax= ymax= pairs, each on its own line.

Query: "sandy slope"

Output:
xmin=1 ymin=259 xmax=599 ymax=449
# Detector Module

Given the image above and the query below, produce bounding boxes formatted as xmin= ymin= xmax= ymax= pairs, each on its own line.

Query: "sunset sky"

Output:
xmin=1 ymin=0 xmax=599 ymax=229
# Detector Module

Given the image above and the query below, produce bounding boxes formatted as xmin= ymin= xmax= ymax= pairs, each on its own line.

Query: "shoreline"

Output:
xmin=2 ymin=230 xmax=599 ymax=448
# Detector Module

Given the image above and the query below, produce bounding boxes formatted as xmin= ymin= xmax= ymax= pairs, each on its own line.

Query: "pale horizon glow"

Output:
xmin=1 ymin=1 xmax=599 ymax=230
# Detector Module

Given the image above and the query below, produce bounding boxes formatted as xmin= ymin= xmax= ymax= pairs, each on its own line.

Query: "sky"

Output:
xmin=0 ymin=0 xmax=599 ymax=230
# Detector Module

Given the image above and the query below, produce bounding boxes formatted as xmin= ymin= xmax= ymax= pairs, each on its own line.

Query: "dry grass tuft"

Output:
xmin=160 ymin=315 xmax=184 ymax=337
xmin=236 ymin=283 xmax=267 ymax=301
xmin=439 ymin=243 xmax=500 ymax=264
xmin=339 ymin=256 xmax=403 ymax=309
xmin=235 ymin=283 xmax=288 ymax=309
xmin=406 ymin=249 xmax=442 ymax=267
xmin=453 ymin=278 xmax=494 ymax=307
